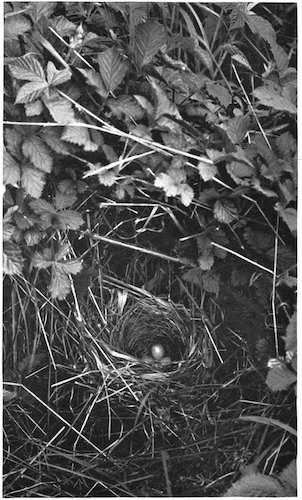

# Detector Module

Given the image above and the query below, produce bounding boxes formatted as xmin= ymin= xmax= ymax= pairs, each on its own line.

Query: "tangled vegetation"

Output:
xmin=3 ymin=2 xmax=297 ymax=497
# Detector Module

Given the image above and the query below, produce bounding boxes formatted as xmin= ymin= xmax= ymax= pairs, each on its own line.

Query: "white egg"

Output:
xmin=160 ymin=356 xmax=172 ymax=366
xmin=151 ymin=343 xmax=165 ymax=361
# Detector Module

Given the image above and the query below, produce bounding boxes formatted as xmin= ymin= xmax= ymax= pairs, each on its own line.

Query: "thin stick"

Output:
xmin=83 ymin=232 xmax=192 ymax=266
xmin=160 ymin=450 xmax=173 ymax=497
xmin=211 ymin=242 xmax=274 ymax=275
xmin=271 ymin=215 xmax=280 ymax=357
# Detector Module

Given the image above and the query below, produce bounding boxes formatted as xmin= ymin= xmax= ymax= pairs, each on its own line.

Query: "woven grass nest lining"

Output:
xmin=97 ymin=297 xmax=213 ymax=383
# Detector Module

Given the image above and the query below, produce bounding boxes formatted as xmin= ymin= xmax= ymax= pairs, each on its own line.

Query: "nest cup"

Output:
xmin=105 ymin=297 xmax=213 ymax=383
xmin=116 ymin=299 xmax=189 ymax=361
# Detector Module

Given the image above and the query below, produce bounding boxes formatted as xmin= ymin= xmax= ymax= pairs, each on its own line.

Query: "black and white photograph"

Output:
xmin=3 ymin=2 xmax=297 ymax=497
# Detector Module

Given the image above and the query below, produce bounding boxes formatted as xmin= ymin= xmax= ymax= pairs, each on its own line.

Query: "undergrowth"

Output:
xmin=3 ymin=2 xmax=297 ymax=497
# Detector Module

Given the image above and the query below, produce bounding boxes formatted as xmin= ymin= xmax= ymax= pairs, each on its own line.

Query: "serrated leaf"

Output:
xmin=44 ymin=94 xmax=75 ymax=124
xmin=9 ymin=55 xmax=45 ymax=81
xmin=49 ymin=268 xmax=71 ymax=300
xmin=54 ymin=192 xmax=77 ymax=210
xmin=197 ymin=160 xmax=218 ymax=181
xmin=25 ymin=99 xmax=43 ymax=116
xmin=97 ymin=47 xmax=128 ymax=94
xmin=220 ymin=115 xmax=251 ymax=144
xmin=246 ymin=14 xmax=275 ymax=45
xmin=214 ymin=199 xmax=238 ymax=223
xmin=202 ymin=270 xmax=219 ymax=296
xmin=206 ymin=81 xmax=232 ymax=108
xmin=21 ymin=165 xmax=46 ymax=198
xmin=227 ymin=161 xmax=255 ymax=185
xmin=41 ymin=130 xmax=70 ymax=154
xmin=254 ymin=85 xmax=297 ymax=114
xmin=134 ymin=20 xmax=167 ymax=69
xmin=61 ymin=121 xmax=90 ymax=147
xmin=275 ymin=202 xmax=297 ymax=234
xmin=3 ymin=149 xmax=21 ymax=186
xmin=22 ymin=136 xmax=53 ymax=173
xmin=178 ymin=183 xmax=194 ymax=207
xmin=108 ymin=95 xmax=145 ymax=120
xmin=266 ymin=365 xmax=297 ymax=392
xmin=30 ymin=198 xmax=55 ymax=216
xmin=4 ymin=128 xmax=22 ymax=157
xmin=78 ymin=67 xmax=107 ymax=98
xmin=3 ymin=241 xmax=24 ymax=275
xmin=98 ymin=169 xmax=117 ymax=187
xmin=55 ymin=259 xmax=83 ymax=275
xmin=32 ymin=249 xmax=53 ymax=269
xmin=4 ymin=15 xmax=31 ymax=40
xmin=47 ymin=62 xmax=72 ymax=87
xmin=197 ymin=235 xmax=214 ymax=270
xmin=56 ymin=210 xmax=84 ymax=230
xmin=15 ymin=80 xmax=49 ymax=104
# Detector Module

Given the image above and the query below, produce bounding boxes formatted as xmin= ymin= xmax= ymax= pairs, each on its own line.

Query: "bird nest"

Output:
xmin=84 ymin=295 xmax=214 ymax=389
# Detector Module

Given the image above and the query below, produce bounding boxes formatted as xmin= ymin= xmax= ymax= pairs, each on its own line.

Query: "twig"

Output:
xmin=211 ymin=242 xmax=274 ymax=275
xmin=160 ymin=450 xmax=173 ymax=497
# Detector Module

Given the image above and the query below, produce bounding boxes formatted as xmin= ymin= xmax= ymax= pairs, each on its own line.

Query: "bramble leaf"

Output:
xmin=134 ymin=20 xmax=167 ymax=69
xmin=254 ymin=84 xmax=297 ymax=114
xmin=21 ymin=165 xmax=46 ymax=198
xmin=107 ymin=96 xmax=145 ymax=121
xmin=3 ymin=241 xmax=24 ymax=275
xmin=97 ymin=47 xmax=128 ymax=94
xmin=22 ymin=136 xmax=53 ymax=173
xmin=56 ymin=210 xmax=84 ymax=230
xmin=29 ymin=198 xmax=55 ymax=216
xmin=15 ymin=80 xmax=49 ymax=104
xmin=197 ymin=160 xmax=218 ymax=181
xmin=44 ymin=94 xmax=76 ymax=124
xmin=25 ymin=99 xmax=43 ymax=116
xmin=54 ymin=192 xmax=77 ymax=211
xmin=4 ymin=128 xmax=22 ymax=157
xmin=202 ymin=270 xmax=219 ymax=296
xmin=3 ymin=149 xmax=21 ymax=186
xmin=227 ymin=161 xmax=255 ymax=185
xmin=55 ymin=259 xmax=83 ymax=275
xmin=49 ymin=269 xmax=71 ymax=300
xmin=61 ymin=121 xmax=90 ymax=147
xmin=9 ymin=55 xmax=45 ymax=82
xmin=32 ymin=248 xmax=53 ymax=269
xmin=213 ymin=199 xmax=238 ymax=224
xmin=78 ymin=67 xmax=107 ymax=98
xmin=46 ymin=62 xmax=72 ymax=87
xmin=197 ymin=235 xmax=214 ymax=271
xmin=206 ymin=81 xmax=232 ymax=108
